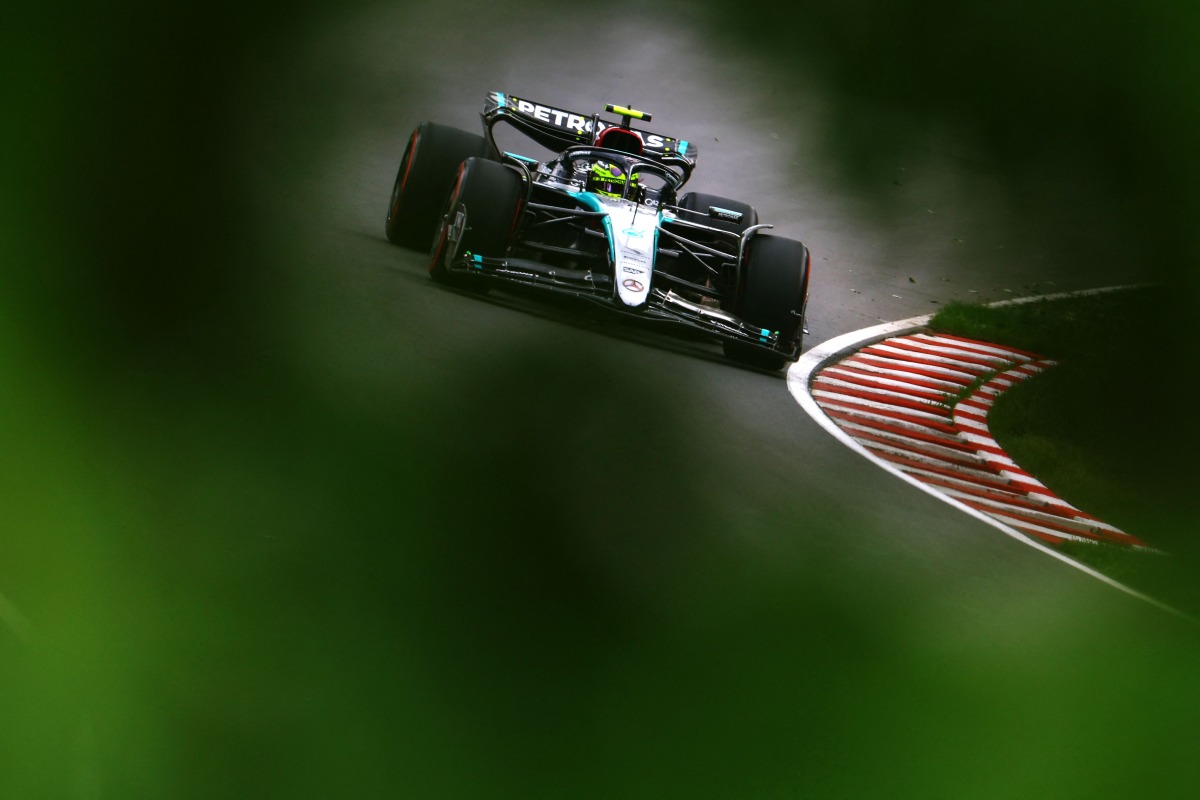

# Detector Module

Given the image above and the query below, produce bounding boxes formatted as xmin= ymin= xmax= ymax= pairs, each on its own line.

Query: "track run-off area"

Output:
xmin=789 ymin=288 xmax=1182 ymax=616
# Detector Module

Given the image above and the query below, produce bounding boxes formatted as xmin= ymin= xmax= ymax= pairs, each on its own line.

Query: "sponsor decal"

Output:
xmin=622 ymin=228 xmax=644 ymax=238
xmin=622 ymin=278 xmax=645 ymax=292
xmin=622 ymin=266 xmax=646 ymax=274
xmin=499 ymin=94 xmax=685 ymax=154
xmin=513 ymin=98 xmax=588 ymax=133
xmin=710 ymin=206 xmax=744 ymax=222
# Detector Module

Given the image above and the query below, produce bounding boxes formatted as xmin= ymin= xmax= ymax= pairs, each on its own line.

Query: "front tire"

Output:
xmin=385 ymin=122 xmax=490 ymax=249
xmin=723 ymin=234 xmax=810 ymax=371
xmin=429 ymin=157 xmax=524 ymax=288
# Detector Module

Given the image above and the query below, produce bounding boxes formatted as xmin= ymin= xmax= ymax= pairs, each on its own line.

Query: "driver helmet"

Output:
xmin=587 ymin=160 xmax=636 ymax=198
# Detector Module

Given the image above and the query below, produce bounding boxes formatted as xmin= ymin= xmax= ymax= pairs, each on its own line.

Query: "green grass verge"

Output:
xmin=929 ymin=287 xmax=1200 ymax=616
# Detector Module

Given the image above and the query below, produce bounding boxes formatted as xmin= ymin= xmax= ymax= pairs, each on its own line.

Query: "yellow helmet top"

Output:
xmin=587 ymin=160 xmax=637 ymax=198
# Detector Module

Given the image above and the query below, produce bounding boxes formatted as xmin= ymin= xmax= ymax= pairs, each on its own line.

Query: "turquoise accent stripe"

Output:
xmin=496 ymin=92 xmax=506 ymax=107
xmin=679 ymin=140 xmax=689 ymax=156
xmin=568 ymin=192 xmax=614 ymax=262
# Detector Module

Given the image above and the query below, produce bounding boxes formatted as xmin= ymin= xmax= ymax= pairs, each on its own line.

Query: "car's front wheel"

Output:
xmin=429 ymin=157 xmax=524 ymax=288
xmin=723 ymin=234 xmax=810 ymax=371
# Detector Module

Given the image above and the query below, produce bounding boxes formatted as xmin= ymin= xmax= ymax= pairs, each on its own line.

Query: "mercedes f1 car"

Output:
xmin=385 ymin=92 xmax=811 ymax=369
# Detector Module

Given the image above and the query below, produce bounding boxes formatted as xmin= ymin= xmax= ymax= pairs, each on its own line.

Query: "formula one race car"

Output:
xmin=385 ymin=92 xmax=811 ymax=369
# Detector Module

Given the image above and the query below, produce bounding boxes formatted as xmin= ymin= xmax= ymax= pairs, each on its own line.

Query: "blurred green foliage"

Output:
xmin=3 ymin=1 xmax=1200 ymax=797
xmin=707 ymin=0 xmax=1200 ymax=300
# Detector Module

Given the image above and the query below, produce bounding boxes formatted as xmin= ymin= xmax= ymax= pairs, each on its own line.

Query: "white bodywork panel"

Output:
xmin=596 ymin=197 xmax=659 ymax=308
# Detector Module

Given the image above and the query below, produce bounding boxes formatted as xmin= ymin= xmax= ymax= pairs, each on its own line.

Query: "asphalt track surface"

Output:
xmin=220 ymin=2 xmax=1199 ymax=795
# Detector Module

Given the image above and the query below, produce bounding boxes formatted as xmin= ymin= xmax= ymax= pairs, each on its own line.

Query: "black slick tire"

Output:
xmin=429 ymin=157 xmax=524 ymax=288
xmin=723 ymin=234 xmax=810 ymax=371
xmin=385 ymin=122 xmax=490 ymax=249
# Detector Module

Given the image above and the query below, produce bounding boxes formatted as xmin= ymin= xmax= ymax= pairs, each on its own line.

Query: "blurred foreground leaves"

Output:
xmin=710 ymin=0 xmax=1200 ymax=307
xmin=4 ymin=0 xmax=1200 ymax=796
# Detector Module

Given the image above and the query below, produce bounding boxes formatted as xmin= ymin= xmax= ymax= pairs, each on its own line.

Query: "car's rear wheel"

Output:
xmin=429 ymin=157 xmax=524 ymax=288
xmin=723 ymin=234 xmax=810 ymax=371
xmin=385 ymin=122 xmax=490 ymax=249
xmin=677 ymin=192 xmax=758 ymax=235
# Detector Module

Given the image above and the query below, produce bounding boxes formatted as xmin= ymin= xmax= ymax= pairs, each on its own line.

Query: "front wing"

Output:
xmin=443 ymin=250 xmax=795 ymax=360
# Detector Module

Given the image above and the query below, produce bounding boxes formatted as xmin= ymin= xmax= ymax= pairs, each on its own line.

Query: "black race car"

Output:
xmin=385 ymin=92 xmax=810 ymax=369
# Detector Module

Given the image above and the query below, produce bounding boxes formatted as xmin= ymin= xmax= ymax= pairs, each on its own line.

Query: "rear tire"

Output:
xmin=385 ymin=122 xmax=490 ymax=249
xmin=678 ymin=192 xmax=758 ymax=235
xmin=429 ymin=157 xmax=524 ymax=288
xmin=723 ymin=234 xmax=810 ymax=371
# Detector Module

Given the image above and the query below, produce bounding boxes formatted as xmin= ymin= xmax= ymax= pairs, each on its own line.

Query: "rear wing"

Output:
xmin=481 ymin=91 xmax=697 ymax=182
